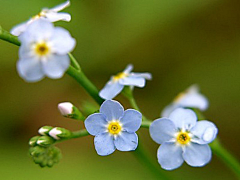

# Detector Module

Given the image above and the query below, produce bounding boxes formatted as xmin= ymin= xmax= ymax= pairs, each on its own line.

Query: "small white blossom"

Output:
xmin=161 ymin=85 xmax=208 ymax=117
xmin=58 ymin=102 xmax=74 ymax=116
xmin=11 ymin=1 xmax=71 ymax=36
xmin=17 ymin=19 xmax=76 ymax=82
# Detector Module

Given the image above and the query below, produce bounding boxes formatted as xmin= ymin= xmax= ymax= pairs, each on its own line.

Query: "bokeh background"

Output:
xmin=0 ymin=0 xmax=239 ymax=179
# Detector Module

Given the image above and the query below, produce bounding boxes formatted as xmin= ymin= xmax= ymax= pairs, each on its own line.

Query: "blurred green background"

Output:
xmin=0 ymin=0 xmax=239 ymax=179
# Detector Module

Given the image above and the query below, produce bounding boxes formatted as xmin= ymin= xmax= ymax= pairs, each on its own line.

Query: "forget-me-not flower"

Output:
xmin=17 ymin=19 xmax=76 ymax=82
xmin=150 ymin=108 xmax=218 ymax=170
xmin=161 ymin=85 xmax=208 ymax=118
xmin=99 ymin=64 xmax=152 ymax=100
xmin=84 ymin=100 xmax=142 ymax=156
xmin=11 ymin=0 xmax=71 ymax=36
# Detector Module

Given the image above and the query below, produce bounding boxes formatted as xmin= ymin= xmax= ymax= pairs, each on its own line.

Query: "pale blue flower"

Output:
xmin=99 ymin=64 xmax=152 ymax=100
xmin=11 ymin=1 xmax=71 ymax=36
xmin=161 ymin=85 xmax=208 ymax=117
xmin=150 ymin=108 xmax=218 ymax=170
xmin=84 ymin=100 xmax=142 ymax=156
xmin=17 ymin=19 xmax=76 ymax=82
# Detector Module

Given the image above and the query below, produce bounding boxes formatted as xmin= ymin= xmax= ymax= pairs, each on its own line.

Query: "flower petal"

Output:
xmin=42 ymin=54 xmax=70 ymax=79
xmin=50 ymin=0 xmax=70 ymax=12
xmin=84 ymin=113 xmax=107 ymax=136
xmin=157 ymin=142 xmax=184 ymax=170
xmin=161 ymin=103 xmax=179 ymax=118
xmin=45 ymin=12 xmax=71 ymax=22
xmin=191 ymin=121 xmax=218 ymax=144
xmin=10 ymin=22 xmax=28 ymax=36
xmin=123 ymin=64 xmax=133 ymax=74
xmin=130 ymin=72 xmax=152 ymax=80
xmin=50 ymin=27 xmax=76 ymax=55
xmin=178 ymin=93 xmax=208 ymax=111
xmin=114 ymin=132 xmax=138 ymax=151
xmin=17 ymin=57 xmax=44 ymax=82
xmin=150 ymin=118 xmax=176 ymax=144
xmin=120 ymin=109 xmax=142 ymax=133
xmin=183 ymin=143 xmax=211 ymax=167
xmin=99 ymin=81 xmax=124 ymax=100
xmin=20 ymin=19 xmax=54 ymax=43
xmin=119 ymin=76 xmax=145 ymax=87
xmin=100 ymin=100 xmax=124 ymax=121
xmin=169 ymin=108 xmax=197 ymax=130
xmin=94 ymin=133 xmax=115 ymax=156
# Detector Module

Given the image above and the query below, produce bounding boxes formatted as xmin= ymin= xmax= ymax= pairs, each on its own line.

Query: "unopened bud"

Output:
xmin=29 ymin=145 xmax=62 ymax=168
xmin=29 ymin=136 xmax=40 ymax=146
xmin=49 ymin=127 xmax=72 ymax=140
xmin=58 ymin=102 xmax=73 ymax=116
xmin=38 ymin=126 xmax=53 ymax=135
xmin=37 ymin=136 xmax=55 ymax=147
xmin=58 ymin=102 xmax=84 ymax=120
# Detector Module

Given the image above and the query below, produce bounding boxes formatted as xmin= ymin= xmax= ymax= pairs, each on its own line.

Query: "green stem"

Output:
xmin=54 ymin=129 xmax=89 ymax=145
xmin=134 ymin=140 xmax=170 ymax=180
xmin=68 ymin=53 xmax=81 ymax=71
xmin=66 ymin=66 xmax=104 ymax=105
xmin=122 ymin=86 xmax=148 ymax=121
xmin=141 ymin=120 xmax=152 ymax=128
xmin=0 ymin=26 xmax=20 ymax=46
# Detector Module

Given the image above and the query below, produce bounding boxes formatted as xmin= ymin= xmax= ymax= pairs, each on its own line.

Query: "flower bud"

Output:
xmin=29 ymin=145 xmax=62 ymax=168
xmin=58 ymin=102 xmax=73 ymax=116
xmin=49 ymin=127 xmax=72 ymax=140
xmin=29 ymin=136 xmax=40 ymax=146
xmin=38 ymin=126 xmax=53 ymax=135
xmin=58 ymin=102 xmax=84 ymax=120
xmin=37 ymin=136 xmax=55 ymax=147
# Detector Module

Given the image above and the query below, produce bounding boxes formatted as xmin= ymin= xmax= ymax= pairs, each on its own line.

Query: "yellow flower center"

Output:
xmin=32 ymin=11 xmax=47 ymax=20
xmin=113 ymin=72 xmax=127 ymax=82
xmin=34 ymin=42 xmax=50 ymax=56
xmin=176 ymin=131 xmax=191 ymax=145
xmin=107 ymin=121 xmax=122 ymax=135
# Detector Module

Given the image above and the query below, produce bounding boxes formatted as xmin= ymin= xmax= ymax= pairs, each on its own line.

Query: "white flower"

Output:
xmin=99 ymin=64 xmax=152 ymax=100
xmin=58 ymin=102 xmax=74 ymax=116
xmin=17 ymin=19 xmax=76 ymax=82
xmin=150 ymin=108 xmax=218 ymax=170
xmin=11 ymin=0 xmax=71 ymax=36
xmin=161 ymin=85 xmax=208 ymax=117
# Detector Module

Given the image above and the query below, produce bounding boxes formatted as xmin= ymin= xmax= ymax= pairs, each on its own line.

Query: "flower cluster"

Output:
xmin=7 ymin=0 xmax=221 ymax=172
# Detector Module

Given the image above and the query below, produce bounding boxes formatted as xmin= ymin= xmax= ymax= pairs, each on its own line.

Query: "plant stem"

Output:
xmin=68 ymin=53 xmax=81 ymax=71
xmin=0 ymin=26 xmax=20 ymax=46
xmin=141 ymin=120 xmax=152 ymax=128
xmin=122 ymin=86 xmax=148 ymax=121
xmin=134 ymin=140 xmax=170 ymax=180
xmin=66 ymin=66 xmax=104 ymax=105
xmin=56 ymin=129 xmax=89 ymax=144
